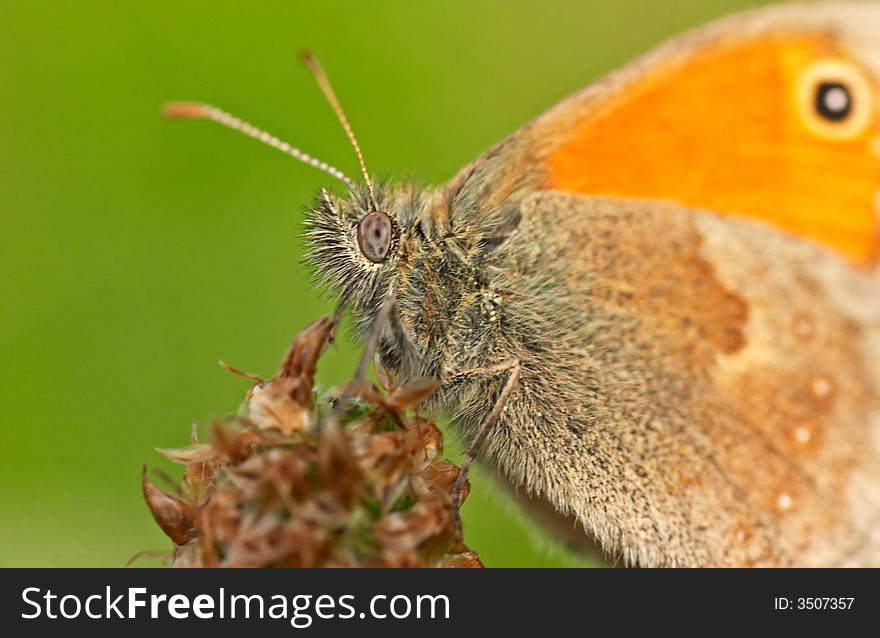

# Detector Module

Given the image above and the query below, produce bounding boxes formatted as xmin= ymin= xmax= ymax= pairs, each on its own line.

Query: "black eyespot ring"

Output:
xmin=815 ymin=81 xmax=852 ymax=122
xmin=797 ymin=60 xmax=872 ymax=140
xmin=357 ymin=211 xmax=393 ymax=263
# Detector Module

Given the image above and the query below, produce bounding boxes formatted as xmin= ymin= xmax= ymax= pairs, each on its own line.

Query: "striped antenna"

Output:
xmin=161 ymin=102 xmax=357 ymax=190
xmin=300 ymin=51 xmax=378 ymax=211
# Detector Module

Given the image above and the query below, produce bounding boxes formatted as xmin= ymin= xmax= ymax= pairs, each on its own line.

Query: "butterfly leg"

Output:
xmin=447 ymin=358 xmax=521 ymax=540
xmin=331 ymin=289 xmax=395 ymax=419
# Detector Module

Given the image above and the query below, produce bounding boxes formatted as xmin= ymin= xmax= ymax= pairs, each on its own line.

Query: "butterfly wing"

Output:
xmin=440 ymin=2 xmax=880 ymax=565
xmin=445 ymin=1 xmax=880 ymax=264
xmin=479 ymin=192 xmax=880 ymax=566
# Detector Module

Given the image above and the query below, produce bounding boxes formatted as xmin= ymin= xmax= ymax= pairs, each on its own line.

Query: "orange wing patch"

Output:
xmin=546 ymin=34 xmax=880 ymax=264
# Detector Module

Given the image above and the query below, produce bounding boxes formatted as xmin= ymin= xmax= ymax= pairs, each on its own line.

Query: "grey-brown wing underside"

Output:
xmin=474 ymin=191 xmax=880 ymax=567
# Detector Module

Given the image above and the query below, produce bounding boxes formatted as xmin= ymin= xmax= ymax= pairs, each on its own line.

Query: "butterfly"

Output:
xmin=167 ymin=1 xmax=880 ymax=566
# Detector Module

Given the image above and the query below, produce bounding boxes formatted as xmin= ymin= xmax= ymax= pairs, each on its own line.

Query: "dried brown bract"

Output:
xmin=142 ymin=316 xmax=481 ymax=568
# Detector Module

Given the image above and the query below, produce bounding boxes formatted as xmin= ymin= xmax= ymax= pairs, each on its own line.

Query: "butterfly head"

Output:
xmin=304 ymin=182 xmax=401 ymax=312
xmin=303 ymin=178 xmax=450 ymax=369
xmin=162 ymin=53 xmax=452 ymax=373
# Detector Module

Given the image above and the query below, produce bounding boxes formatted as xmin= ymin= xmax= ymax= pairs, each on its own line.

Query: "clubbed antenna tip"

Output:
xmin=161 ymin=102 xmax=210 ymax=119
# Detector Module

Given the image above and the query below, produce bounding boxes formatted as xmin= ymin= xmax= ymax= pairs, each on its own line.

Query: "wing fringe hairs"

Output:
xmin=140 ymin=315 xmax=482 ymax=568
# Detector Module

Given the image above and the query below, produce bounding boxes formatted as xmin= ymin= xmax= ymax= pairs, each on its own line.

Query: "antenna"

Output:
xmin=300 ymin=51 xmax=378 ymax=211
xmin=161 ymin=102 xmax=357 ymax=190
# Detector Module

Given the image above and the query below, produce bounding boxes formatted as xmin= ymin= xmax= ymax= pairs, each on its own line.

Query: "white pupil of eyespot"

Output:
xmin=823 ymin=86 xmax=849 ymax=113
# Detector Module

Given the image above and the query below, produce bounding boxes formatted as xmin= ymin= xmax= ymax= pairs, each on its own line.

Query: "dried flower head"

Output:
xmin=142 ymin=316 xmax=481 ymax=567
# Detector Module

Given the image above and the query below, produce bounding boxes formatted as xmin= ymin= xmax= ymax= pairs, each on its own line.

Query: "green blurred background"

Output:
xmin=0 ymin=0 xmax=768 ymax=567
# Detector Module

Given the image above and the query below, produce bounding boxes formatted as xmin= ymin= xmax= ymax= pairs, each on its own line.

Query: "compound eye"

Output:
xmin=357 ymin=211 xmax=393 ymax=263
xmin=797 ymin=59 xmax=874 ymax=140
